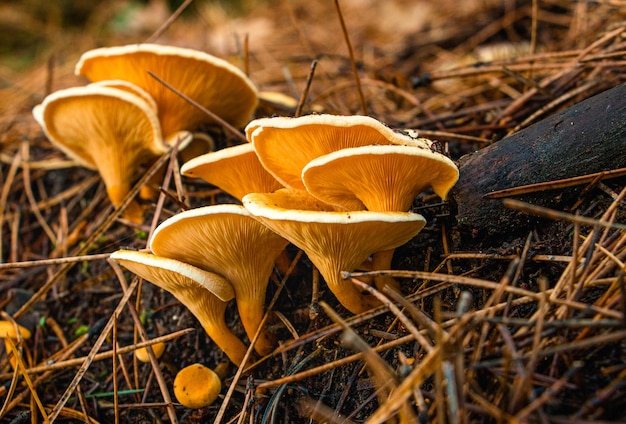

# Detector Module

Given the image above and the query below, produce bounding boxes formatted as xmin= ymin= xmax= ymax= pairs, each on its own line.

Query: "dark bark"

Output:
xmin=450 ymin=83 xmax=626 ymax=235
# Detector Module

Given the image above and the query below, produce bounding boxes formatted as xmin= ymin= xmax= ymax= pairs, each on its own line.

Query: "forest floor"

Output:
xmin=1 ymin=0 xmax=626 ymax=422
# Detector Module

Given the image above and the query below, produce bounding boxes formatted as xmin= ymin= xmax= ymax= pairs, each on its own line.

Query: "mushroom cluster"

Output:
xmin=32 ymin=42 xmax=458 ymax=409
xmin=106 ymin=113 xmax=458 ymax=411
xmin=111 ymin=113 xmax=457 ymax=365
xmin=240 ymin=114 xmax=459 ymax=313
xmin=32 ymin=43 xmax=258 ymax=223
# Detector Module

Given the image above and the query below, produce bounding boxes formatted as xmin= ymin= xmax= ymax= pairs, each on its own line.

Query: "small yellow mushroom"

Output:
xmin=134 ymin=341 xmax=166 ymax=363
xmin=173 ymin=363 xmax=221 ymax=409
xmin=0 ymin=320 xmax=32 ymax=369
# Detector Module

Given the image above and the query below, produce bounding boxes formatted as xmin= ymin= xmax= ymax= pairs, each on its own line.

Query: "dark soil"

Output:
xmin=1 ymin=1 xmax=625 ymax=423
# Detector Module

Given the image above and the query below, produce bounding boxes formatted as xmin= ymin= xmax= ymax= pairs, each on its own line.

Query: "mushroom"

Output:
xmin=0 ymin=321 xmax=31 ymax=340
xmin=246 ymin=114 xmax=431 ymax=190
xmin=242 ymin=190 xmax=427 ymax=314
xmin=178 ymin=132 xmax=215 ymax=164
xmin=135 ymin=341 xmax=166 ymax=363
xmin=180 ymin=143 xmax=283 ymax=201
xmin=173 ymin=363 xmax=221 ymax=409
xmin=75 ymin=43 xmax=259 ymax=141
xmin=86 ymin=81 xmax=194 ymax=147
xmin=301 ymin=144 xmax=459 ymax=290
xmin=110 ymin=250 xmax=248 ymax=365
xmin=0 ymin=320 xmax=32 ymax=369
xmin=32 ymin=85 xmax=167 ymax=223
xmin=149 ymin=205 xmax=289 ymax=356
xmin=302 ymin=144 xmax=459 ymax=211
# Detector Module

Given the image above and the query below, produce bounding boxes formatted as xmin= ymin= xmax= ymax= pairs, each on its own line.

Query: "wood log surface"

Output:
xmin=450 ymin=83 xmax=626 ymax=235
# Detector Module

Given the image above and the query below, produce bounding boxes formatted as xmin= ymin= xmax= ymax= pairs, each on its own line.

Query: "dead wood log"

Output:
xmin=450 ymin=83 xmax=626 ymax=235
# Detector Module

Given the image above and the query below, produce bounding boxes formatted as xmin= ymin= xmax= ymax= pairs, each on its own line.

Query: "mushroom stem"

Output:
xmin=370 ymin=249 xmax=401 ymax=293
xmin=106 ymin=182 xmax=144 ymax=223
xmin=139 ymin=165 xmax=165 ymax=201
xmin=202 ymin=319 xmax=248 ymax=366
xmin=322 ymin=267 xmax=381 ymax=314
xmin=182 ymin=293 xmax=249 ymax=366
xmin=242 ymin=191 xmax=426 ymax=315
xmin=236 ymin=297 xmax=277 ymax=357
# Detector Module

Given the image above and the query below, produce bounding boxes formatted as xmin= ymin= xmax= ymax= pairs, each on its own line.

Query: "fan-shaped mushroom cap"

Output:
xmin=32 ymin=85 xmax=167 ymax=222
xmin=303 ymin=144 xmax=458 ymax=291
xmin=246 ymin=114 xmax=431 ymax=189
xmin=75 ymin=44 xmax=259 ymax=139
xmin=173 ymin=363 xmax=222 ymax=409
xmin=181 ymin=143 xmax=283 ymax=201
xmin=110 ymin=250 xmax=247 ymax=365
xmin=242 ymin=190 xmax=426 ymax=314
xmin=302 ymin=144 xmax=459 ymax=211
xmin=149 ymin=205 xmax=289 ymax=355
xmin=87 ymin=84 xmax=193 ymax=151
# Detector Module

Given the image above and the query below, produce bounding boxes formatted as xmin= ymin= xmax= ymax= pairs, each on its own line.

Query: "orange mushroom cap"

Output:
xmin=246 ymin=114 xmax=431 ymax=190
xmin=135 ymin=341 xmax=166 ymax=363
xmin=32 ymin=85 xmax=167 ymax=222
xmin=87 ymin=80 xmax=158 ymax=112
xmin=75 ymin=43 xmax=259 ymax=140
xmin=0 ymin=320 xmax=32 ymax=370
xmin=180 ymin=143 xmax=284 ymax=201
xmin=173 ymin=363 xmax=222 ymax=408
xmin=242 ymin=189 xmax=426 ymax=314
xmin=0 ymin=321 xmax=31 ymax=340
xmin=302 ymin=144 xmax=459 ymax=211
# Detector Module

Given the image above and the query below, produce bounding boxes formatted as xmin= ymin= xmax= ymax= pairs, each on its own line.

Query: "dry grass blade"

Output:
xmin=4 ymin=340 xmax=49 ymax=422
xmin=0 ymin=146 xmax=21 ymax=262
xmin=144 ymin=0 xmax=195 ymax=43
xmin=109 ymin=260 xmax=178 ymax=424
xmin=351 ymin=278 xmax=435 ymax=350
xmin=47 ymin=278 xmax=140 ymax=422
xmin=368 ymin=296 xmax=480 ymax=424
xmin=146 ymin=71 xmax=248 ymax=144
xmin=255 ymin=333 xmax=415 ymax=391
xmin=473 ymin=329 xmax=626 ymax=369
xmin=295 ymin=59 xmax=318 ymax=118
xmin=0 ymin=329 xmax=193 ymax=380
xmin=367 ymin=340 xmax=441 ymax=424
xmin=333 ymin=0 xmax=366 ymax=115
xmin=320 ymin=302 xmax=417 ymax=424
xmin=515 ymin=360 xmax=585 ymax=421
xmin=297 ymin=396 xmax=356 ymax=424
xmin=213 ymin=250 xmax=303 ymax=424
xmin=503 ymin=198 xmax=626 ymax=230
xmin=252 ymin=279 xmax=455 ymax=372
xmin=20 ymin=139 xmax=57 ymax=246
xmin=485 ymin=167 xmax=626 ymax=199
xmin=343 ymin=270 xmax=623 ymax=319
xmin=11 ymin=151 xmax=171 ymax=321
xmin=0 ymin=252 xmax=113 ymax=270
